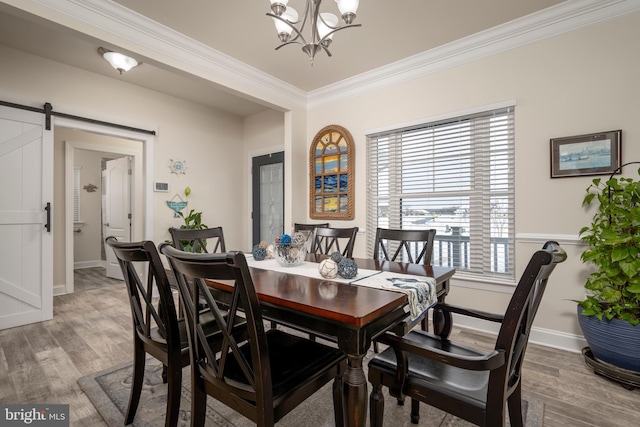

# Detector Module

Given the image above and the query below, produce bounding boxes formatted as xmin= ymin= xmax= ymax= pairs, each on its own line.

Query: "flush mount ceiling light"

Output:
xmin=98 ymin=47 xmax=139 ymax=74
xmin=266 ymin=0 xmax=360 ymax=64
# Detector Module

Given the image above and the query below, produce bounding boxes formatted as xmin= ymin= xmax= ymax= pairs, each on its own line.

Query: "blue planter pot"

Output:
xmin=577 ymin=305 xmax=640 ymax=372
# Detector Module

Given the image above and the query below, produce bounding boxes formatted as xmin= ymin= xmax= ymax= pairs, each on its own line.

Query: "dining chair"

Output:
xmin=372 ymin=227 xmax=438 ymax=343
xmin=104 ymin=237 xmax=235 ymax=427
xmin=168 ymin=226 xmax=226 ymax=254
xmin=368 ymin=241 xmax=567 ymax=427
xmin=161 ymin=246 xmax=348 ymax=427
xmin=373 ymin=227 xmax=437 ymax=265
xmin=293 ymin=222 xmax=329 ymax=250
xmin=310 ymin=226 xmax=359 ymax=258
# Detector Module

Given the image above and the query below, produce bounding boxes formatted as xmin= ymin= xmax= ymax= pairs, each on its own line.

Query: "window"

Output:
xmin=366 ymin=105 xmax=515 ymax=280
xmin=309 ymin=124 xmax=355 ymax=220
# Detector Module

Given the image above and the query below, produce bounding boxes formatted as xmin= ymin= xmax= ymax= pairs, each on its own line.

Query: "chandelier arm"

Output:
xmin=274 ymin=40 xmax=305 ymax=51
xmin=320 ymin=44 xmax=333 ymax=57
xmin=266 ymin=12 xmax=308 ymax=46
xmin=317 ymin=23 xmax=361 ymax=46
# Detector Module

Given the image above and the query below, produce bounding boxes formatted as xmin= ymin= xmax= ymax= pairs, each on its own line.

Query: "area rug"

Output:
xmin=79 ymin=357 xmax=543 ymax=426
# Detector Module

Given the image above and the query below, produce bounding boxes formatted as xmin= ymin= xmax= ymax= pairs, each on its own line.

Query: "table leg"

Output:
xmin=342 ymin=354 xmax=367 ymax=427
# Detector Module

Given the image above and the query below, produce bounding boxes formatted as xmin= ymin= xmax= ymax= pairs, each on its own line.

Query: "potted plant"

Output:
xmin=577 ymin=162 xmax=640 ymax=372
xmin=174 ymin=187 xmax=208 ymax=252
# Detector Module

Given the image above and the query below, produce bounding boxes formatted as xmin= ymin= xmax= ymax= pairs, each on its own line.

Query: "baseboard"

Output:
xmin=74 ymin=260 xmax=106 ymax=269
xmin=452 ymin=314 xmax=586 ymax=354
xmin=53 ymin=284 xmax=67 ymax=296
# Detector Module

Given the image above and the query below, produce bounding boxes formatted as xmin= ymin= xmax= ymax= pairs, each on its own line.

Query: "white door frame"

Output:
xmin=58 ymin=117 xmax=154 ymax=294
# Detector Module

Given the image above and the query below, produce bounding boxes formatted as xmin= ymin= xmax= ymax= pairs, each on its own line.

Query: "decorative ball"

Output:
xmin=291 ymin=232 xmax=307 ymax=247
xmin=266 ymin=244 xmax=275 ymax=259
xmin=318 ymin=259 xmax=339 ymax=279
xmin=330 ymin=251 xmax=343 ymax=264
xmin=338 ymin=258 xmax=358 ymax=279
xmin=279 ymin=233 xmax=292 ymax=244
xmin=252 ymin=245 xmax=266 ymax=261
xmin=259 ymin=240 xmax=268 ymax=249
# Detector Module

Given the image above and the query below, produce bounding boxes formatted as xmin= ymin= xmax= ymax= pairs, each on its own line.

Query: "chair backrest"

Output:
xmin=373 ymin=228 xmax=437 ymax=265
xmin=161 ymin=246 xmax=273 ymax=408
xmin=310 ymin=226 xmax=358 ymax=258
xmin=488 ymin=241 xmax=566 ymax=403
xmin=169 ymin=227 xmax=226 ymax=254
xmin=105 ymin=236 xmax=181 ymax=350
xmin=293 ymin=223 xmax=329 ymax=249
xmin=293 ymin=223 xmax=329 ymax=232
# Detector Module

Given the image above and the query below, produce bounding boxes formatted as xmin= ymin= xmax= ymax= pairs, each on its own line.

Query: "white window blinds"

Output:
xmin=366 ymin=106 xmax=515 ymax=280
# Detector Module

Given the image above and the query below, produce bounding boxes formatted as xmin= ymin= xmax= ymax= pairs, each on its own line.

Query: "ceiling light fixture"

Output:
xmin=98 ymin=47 xmax=139 ymax=74
xmin=266 ymin=0 xmax=360 ymax=64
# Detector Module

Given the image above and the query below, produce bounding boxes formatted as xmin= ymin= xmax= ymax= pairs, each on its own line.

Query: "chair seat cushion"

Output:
xmin=151 ymin=309 xmax=239 ymax=348
xmin=369 ymin=331 xmax=490 ymax=409
xmin=223 ymin=329 xmax=345 ymax=399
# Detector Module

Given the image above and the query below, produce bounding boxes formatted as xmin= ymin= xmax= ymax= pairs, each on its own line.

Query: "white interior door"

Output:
xmin=102 ymin=156 xmax=131 ymax=279
xmin=0 ymin=105 xmax=53 ymax=330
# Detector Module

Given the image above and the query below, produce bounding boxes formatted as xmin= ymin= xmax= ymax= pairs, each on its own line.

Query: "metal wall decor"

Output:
xmin=169 ymin=159 xmax=187 ymax=175
xmin=309 ymin=124 xmax=354 ymax=219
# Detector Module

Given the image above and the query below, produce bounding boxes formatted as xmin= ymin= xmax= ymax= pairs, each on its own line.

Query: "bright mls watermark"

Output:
xmin=1 ymin=405 xmax=69 ymax=426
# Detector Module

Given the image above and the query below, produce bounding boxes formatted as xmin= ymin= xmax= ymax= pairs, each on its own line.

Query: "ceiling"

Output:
xmin=0 ymin=0 xmax=566 ymax=116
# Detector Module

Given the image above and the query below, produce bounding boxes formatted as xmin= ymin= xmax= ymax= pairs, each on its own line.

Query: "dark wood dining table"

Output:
xmin=205 ymin=255 xmax=455 ymax=427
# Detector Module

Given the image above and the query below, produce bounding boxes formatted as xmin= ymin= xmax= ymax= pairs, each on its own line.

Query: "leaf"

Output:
xmin=627 ymin=284 xmax=640 ymax=293
xmin=611 ymin=246 xmax=629 ymax=262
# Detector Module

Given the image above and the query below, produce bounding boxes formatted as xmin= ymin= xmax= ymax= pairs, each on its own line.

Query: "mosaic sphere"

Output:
xmin=252 ymin=245 xmax=266 ymax=261
xmin=338 ymin=258 xmax=358 ymax=279
xmin=318 ymin=259 xmax=339 ymax=279
xmin=330 ymin=251 xmax=343 ymax=264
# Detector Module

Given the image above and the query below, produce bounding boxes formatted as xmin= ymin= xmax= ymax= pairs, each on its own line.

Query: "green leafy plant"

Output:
xmin=173 ymin=187 xmax=208 ymax=252
xmin=578 ymin=165 xmax=640 ymax=325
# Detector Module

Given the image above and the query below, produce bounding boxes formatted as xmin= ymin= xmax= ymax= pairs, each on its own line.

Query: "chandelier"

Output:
xmin=267 ymin=0 xmax=360 ymax=64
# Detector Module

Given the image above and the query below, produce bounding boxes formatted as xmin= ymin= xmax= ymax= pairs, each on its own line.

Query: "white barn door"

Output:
xmin=0 ymin=105 xmax=53 ymax=330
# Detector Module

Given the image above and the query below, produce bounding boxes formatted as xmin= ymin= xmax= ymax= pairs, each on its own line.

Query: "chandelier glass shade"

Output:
xmin=267 ymin=0 xmax=360 ymax=63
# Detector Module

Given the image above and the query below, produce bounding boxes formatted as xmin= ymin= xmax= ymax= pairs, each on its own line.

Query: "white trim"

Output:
xmin=11 ymin=1 xmax=639 ymax=113
xmin=29 ymin=0 xmax=305 ymax=111
xmin=57 ymin=117 xmax=154 ymax=295
xmin=516 ymin=233 xmax=584 ymax=245
xmin=451 ymin=314 xmax=587 ymax=354
xmin=365 ymin=99 xmax=517 ymax=136
xmin=308 ymin=0 xmax=640 ymax=108
xmin=73 ymin=260 xmax=105 ymax=269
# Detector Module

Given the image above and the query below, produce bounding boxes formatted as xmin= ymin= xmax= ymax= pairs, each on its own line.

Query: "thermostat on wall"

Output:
xmin=154 ymin=182 xmax=170 ymax=192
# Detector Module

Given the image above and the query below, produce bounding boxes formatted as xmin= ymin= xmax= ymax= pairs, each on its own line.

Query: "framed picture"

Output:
xmin=550 ymin=130 xmax=621 ymax=178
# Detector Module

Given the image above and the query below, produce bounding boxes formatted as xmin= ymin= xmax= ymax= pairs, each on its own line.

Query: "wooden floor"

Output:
xmin=1 ymin=280 xmax=639 ymax=426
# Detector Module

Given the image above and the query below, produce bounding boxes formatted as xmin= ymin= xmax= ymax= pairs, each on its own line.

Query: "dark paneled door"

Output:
xmin=252 ymin=151 xmax=284 ymax=245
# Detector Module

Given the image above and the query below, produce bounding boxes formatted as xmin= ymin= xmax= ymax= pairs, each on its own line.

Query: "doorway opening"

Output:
xmin=56 ymin=117 xmax=154 ymax=295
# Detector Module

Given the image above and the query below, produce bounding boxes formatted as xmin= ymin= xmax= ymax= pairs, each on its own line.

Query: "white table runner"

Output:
xmin=246 ymin=255 xmax=436 ymax=320
xmin=245 ymin=256 xmax=380 ymax=284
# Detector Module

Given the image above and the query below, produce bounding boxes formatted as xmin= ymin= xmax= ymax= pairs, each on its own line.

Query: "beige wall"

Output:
xmin=302 ymin=12 xmax=640 ymax=341
xmin=0 ymin=44 xmax=255 ymax=290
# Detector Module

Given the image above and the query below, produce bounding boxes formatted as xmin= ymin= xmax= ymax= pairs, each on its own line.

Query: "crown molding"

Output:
xmin=307 ymin=0 xmax=640 ymax=110
xmin=27 ymin=0 xmax=306 ymax=111
xmin=14 ymin=0 xmax=640 ymax=114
